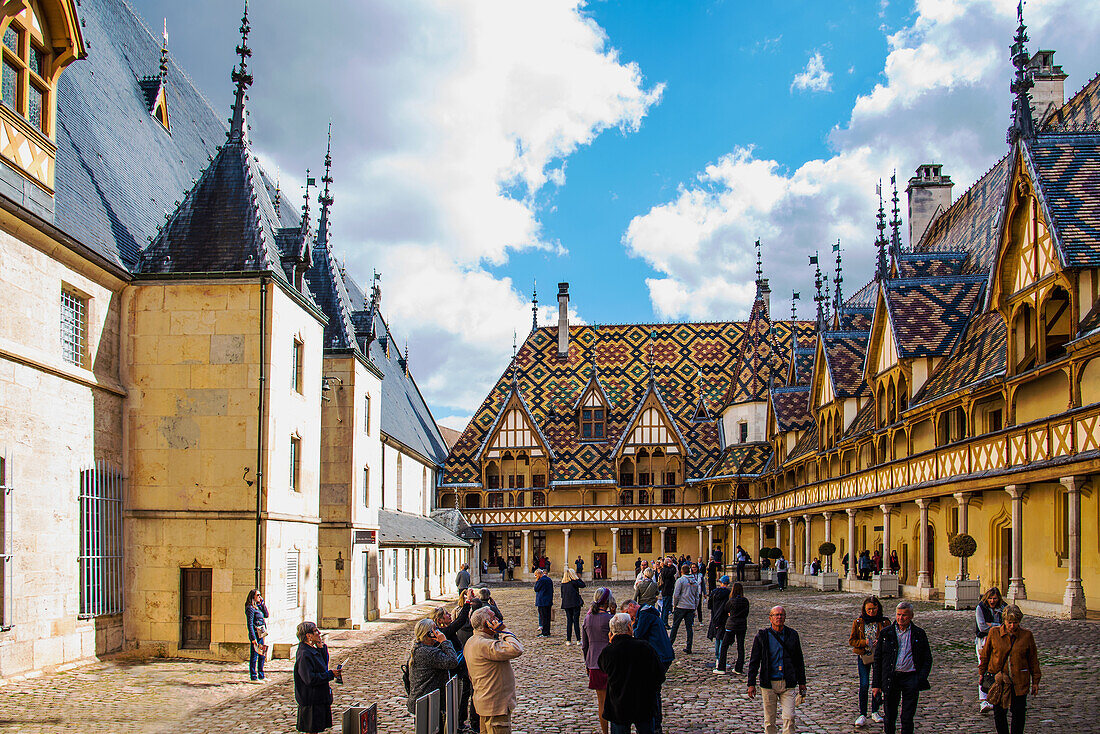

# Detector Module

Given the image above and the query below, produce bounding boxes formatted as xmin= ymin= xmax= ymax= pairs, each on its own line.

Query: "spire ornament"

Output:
xmin=811 ymin=252 xmax=824 ymax=331
xmin=228 ymin=0 xmax=252 ymax=143
xmin=875 ymin=179 xmax=888 ymax=280
xmin=889 ymin=171 xmax=903 ymax=257
xmin=1007 ymin=0 xmax=1036 ymax=145
xmin=833 ymin=239 xmax=843 ymax=315
xmin=159 ymin=19 xmax=169 ymax=82
xmin=530 ymin=280 xmax=538 ymax=334
xmin=317 ymin=124 xmax=334 ymax=247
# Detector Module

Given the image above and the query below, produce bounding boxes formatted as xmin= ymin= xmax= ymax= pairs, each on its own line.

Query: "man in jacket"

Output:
xmin=658 ymin=559 xmax=677 ymax=629
xmin=669 ymin=563 xmax=701 ymax=653
xmin=747 ymin=606 xmax=807 ymax=734
xmin=598 ymin=613 xmax=665 ymax=734
xmin=622 ymin=600 xmax=674 ymax=734
xmin=873 ymin=601 xmax=932 ymax=734
xmin=533 ymin=569 xmax=554 ymax=636
xmin=464 ymin=607 xmax=524 ymax=734
xmin=634 ymin=568 xmax=660 ymax=607
xmin=456 ymin=563 xmax=472 ymax=596
xmin=707 ymin=575 xmax=731 ymax=670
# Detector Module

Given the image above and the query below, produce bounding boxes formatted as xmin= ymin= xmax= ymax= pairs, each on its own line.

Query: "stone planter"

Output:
xmin=944 ymin=578 xmax=981 ymax=610
xmin=760 ymin=567 xmax=775 ymax=583
xmin=872 ymin=573 xmax=899 ymax=598
xmin=815 ymin=571 xmax=840 ymax=591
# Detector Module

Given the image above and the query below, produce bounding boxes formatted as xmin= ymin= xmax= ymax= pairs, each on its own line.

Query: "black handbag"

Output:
xmin=981 ymin=637 xmax=1015 ymax=694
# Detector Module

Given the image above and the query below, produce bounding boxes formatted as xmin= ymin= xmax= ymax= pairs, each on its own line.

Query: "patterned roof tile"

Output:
xmin=911 ymin=310 xmax=1007 ymax=407
xmin=1027 ymin=135 xmax=1100 ymax=266
xmin=884 ymin=280 xmax=984 ymax=358
xmin=772 ymin=387 xmax=812 ymax=432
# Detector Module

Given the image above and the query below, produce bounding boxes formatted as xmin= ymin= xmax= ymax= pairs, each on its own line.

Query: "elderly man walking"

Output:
xmin=464 ymin=606 xmax=525 ymax=734
xmin=533 ymin=569 xmax=554 ymax=637
xmin=747 ymin=605 xmax=807 ymax=734
xmin=873 ymin=601 xmax=932 ymax=734
xmin=598 ymin=612 xmax=665 ymax=734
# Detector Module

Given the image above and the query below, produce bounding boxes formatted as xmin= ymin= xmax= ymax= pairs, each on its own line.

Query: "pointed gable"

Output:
xmin=865 ymin=284 xmax=899 ymax=380
xmin=1024 ymin=135 xmax=1100 ymax=267
xmin=479 ymin=383 xmax=554 ymax=461
xmin=811 ymin=337 xmax=836 ymax=409
xmin=614 ymin=380 xmax=690 ymax=457
xmin=725 ymin=296 xmax=780 ymax=405
xmin=304 ymin=241 xmax=357 ymax=351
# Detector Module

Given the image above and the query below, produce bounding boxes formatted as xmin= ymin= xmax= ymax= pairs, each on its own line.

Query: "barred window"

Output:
xmin=286 ymin=548 xmax=300 ymax=607
xmin=0 ymin=450 xmax=12 ymax=628
xmin=79 ymin=462 xmax=123 ymax=617
xmin=60 ymin=288 xmax=87 ymax=367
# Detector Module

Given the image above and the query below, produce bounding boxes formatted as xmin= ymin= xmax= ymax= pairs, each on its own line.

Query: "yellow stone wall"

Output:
xmin=124 ymin=278 xmax=324 ymax=659
xmin=0 ymin=218 xmax=125 ymax=677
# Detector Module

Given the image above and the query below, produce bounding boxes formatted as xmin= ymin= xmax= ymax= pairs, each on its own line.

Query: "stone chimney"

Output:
xmin=1027 ymin=50 xmax=1067 ymax=124
xmin=557 ymin=282 xmax=570 ymax=359
xmin=906 ymin=164 xmax=954 ymax=247
xmin=757 ymin=277 xmax=771 ymax=315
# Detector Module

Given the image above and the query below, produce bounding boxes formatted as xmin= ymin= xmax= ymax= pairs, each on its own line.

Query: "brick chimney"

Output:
xmin=557 ymin=282 xmax=570 ymax=359
xmin=1027 ymin=50 xmax=1068 ymax=125
xmin=906 ymin=164 xmax=953 ymax=247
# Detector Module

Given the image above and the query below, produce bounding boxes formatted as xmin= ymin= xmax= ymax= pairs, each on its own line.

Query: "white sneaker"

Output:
xmin=979 ymin=702 xmax=994 ymax=714
xmin=854 ymin=715 xmax=867 ymax=727
xmin=711 ymin=668 xmax=725 ymax=674
xmin=871 ymin=712 xmax=884 ymax=723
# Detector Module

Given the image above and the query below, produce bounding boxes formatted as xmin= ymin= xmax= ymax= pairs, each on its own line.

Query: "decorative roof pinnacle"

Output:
xmin=833 ymin=239 xmax=843 ymax=314
xmin=159 ymin=19 xmax=169 ymax=82
xmin=1007 ymin=0 xmax=1036 ymax=144
xmin=889 ymin=170 xmax=902 ymax=254
xmin=875 ymin=179 xmax=888 ymax=280
xmin=530 ymin=279 xmax=538 ymax=334
xmin=228 ymin=0 xmax=252 ymax=143
xmin=317 ymin=124 xmax=334 ymax=247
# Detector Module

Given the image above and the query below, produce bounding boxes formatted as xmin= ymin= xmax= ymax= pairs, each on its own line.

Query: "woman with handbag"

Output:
xmin=848 ymin=595 xmax=887 ymax=727
xmin=976 ymin=586 xmax=1008 ymax=713
xmin=294 ymin=621 xmax=343 ymax=733
xmin=245 ymin=589 xmax=269 ymax=682
xmin=979 ymin=605 xmax=1040 ymax=734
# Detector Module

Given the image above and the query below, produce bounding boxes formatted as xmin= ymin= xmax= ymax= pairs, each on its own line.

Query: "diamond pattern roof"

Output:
xmin=884 ymin=280 xmax=984 ymax=358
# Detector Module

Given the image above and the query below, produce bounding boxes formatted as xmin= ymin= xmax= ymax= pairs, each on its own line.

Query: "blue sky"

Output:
xmin=130 ymin=0 xmax=1100 ymax=428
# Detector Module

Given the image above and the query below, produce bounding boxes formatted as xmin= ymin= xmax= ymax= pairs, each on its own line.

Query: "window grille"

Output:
xmin=61 ymin=289 xmax=87 ymax=367
xmin=79 ymin=461 xmax=123 ymax=617
xmin=0 ymin=449 xmax=12 ymax=628
xmin=286 ymin=548 xmax=300 ymax=607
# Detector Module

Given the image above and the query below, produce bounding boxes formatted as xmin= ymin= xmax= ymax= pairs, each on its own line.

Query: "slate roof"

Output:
xmin=1042 ymin=73 xmax=1100 ymax=131
xmin=911 ymin=310 xmax=1007 ymax=408
xmin=304 ymin=240 xmax=358 ymax=350
xmin=1027 ymin=134 xmax=1100 ymax=266
xmin=771 ymin=387 xmax=812 ymax=433
xmin=378 ymin=509 xmax=469 ymax=548
xmin=53 ymin=0 xmax=230 ymax=269
xmin=846 ymin=279 xmax=879 ymax=309
xmin=883 ymin=279 xmax=985 ymax=358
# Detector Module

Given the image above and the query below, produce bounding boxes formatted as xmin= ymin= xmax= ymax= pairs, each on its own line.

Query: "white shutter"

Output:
xmin=286 ymin=549 xmax=300 ymax=608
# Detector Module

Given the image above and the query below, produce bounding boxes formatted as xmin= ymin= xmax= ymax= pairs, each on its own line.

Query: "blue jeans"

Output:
xmin=249 ymin=642 xmax=265 ymax=679
xmin=611 ymin=720 xmax=655 ymax=734
xmin=660 ymin=596 xmax=673 ymax=627
xmin=857 ymin=656 xmax=881 ymax=716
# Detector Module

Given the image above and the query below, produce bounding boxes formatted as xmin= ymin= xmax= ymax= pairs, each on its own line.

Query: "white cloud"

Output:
xmin=245 ymin=0 xmax=662 ymax=415
xmin=624 ymin=0 xmax=1100 ymax=322
xmin=791 ymin=52 xmax=833 ymax=93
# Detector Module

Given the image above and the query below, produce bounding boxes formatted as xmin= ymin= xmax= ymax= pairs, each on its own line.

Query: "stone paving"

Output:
xmin=1 ymin=583 xmax=1097 ymax=733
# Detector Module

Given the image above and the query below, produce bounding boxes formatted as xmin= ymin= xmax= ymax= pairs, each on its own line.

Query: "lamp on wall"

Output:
xmin=321 ymin=375 xmax=343 ymax=402
xmin=335 ymin=551 xmax=345 ymax=572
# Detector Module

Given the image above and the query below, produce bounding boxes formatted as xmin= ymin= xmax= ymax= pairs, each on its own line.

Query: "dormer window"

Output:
xmin=578 ymin=388 xmax=607 ymax=440
xmin=2 ymin=4 xmax=50 ymax=134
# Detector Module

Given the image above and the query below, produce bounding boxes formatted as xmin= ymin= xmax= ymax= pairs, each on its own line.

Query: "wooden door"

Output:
xmin=180 ymin=568 xmax=212 ymax=649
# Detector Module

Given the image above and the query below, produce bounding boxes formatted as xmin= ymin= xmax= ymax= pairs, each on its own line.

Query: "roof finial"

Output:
xmin=755 ymin=238 xmax=762 ymax=280
xmin=875 ymin=179 xmax=888 ymax=280
xmin=159 ymin=19 xmax=169 ymax=81
xmin=301 ymin=168 xmax=314 ymax=223
xmin=530 ymin=279 xmax=538 ymax=334
xmin=317 ymin=123 xmax=334 ymax=247
xmin=1007 ymin=0 xmax=1036 ymax=144
xmin=403 ymin=340 xmax=409 ymax=376
xmin=273 ymin=166 xmax=281 ymax=218
xmin=228 ymin=0 xmax=252 ymax=143
xmin=889 ymin=170 xmax=902 ymax=256
xmin=833 ymin=239 xmax=843 ymax=314
xmin=648 ymin=328 xmax=656 ymax=380
xmin=791 ymin=290 xmax=799 ymax=321
xmin=590 ymin=324 xmax=600 ymax=377
xmin=811 ymin=252 xmax=824 ymax=330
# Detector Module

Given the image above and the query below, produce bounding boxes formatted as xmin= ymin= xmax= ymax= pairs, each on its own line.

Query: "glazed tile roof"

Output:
xmin=846 ymin=279 xmax=878 ymax=308
xmin=911 ymin=310 xmax=1007 ymax=408
xmin=771 ymin=387 xmax=812 ymax=433
xmin=1027 ymin=134 xmax=1100 ymax=266
xmin=724 ymin=297 xmax=795 ymax=406
xmin=705 ymin=443 xmax=772 ymax=479
xmin=445 ymin=317 xmax=810 ymax=486
xmin=821 ymin=331 xmax=871 ymax=399
xmin=1042 ymin=73 xmax=1100 ymax=131
xmin=914 ymin=155 xmax=1011 ymax=274
xmin=789 ymin=348 xmax=815 ymax=387
xmin=883 ymin=279 xmax=984 ymax=358
xmin=837 ymin=305 xmax=874 ymax=332
xmin=896 ymin=252 xmax=967 ymax=278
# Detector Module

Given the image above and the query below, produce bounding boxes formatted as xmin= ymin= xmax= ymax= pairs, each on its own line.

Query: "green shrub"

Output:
xmin=948 ymin=533 xmax=977 ymax=558
xmin=818 ymin=541 xmax=836 ymax=557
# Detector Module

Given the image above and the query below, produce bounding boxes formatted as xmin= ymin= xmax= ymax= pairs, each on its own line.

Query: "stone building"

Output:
xmin=442 ymin=13 xmax=1099 ymax=618
xmin=0 ymin=0 xmax=463 ymax=679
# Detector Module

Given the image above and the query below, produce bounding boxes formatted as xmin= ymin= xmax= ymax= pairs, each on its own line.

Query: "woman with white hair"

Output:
xmin=405 ymin=618 xmax=459 ymax=731
xmin=598 ymin=613 xmax=665 ymax=734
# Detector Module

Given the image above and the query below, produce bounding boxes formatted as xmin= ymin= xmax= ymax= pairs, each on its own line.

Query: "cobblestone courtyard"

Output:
xmin=1 ymin=583 xmax=1097 ymax=733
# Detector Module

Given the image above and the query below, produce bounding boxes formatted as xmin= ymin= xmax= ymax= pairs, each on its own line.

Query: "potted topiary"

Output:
xmin=945 ymin=533 xmax=980 ymax=609
xmin=757 ymin=547 xmax=772 ymax=581
xmin=765 ymin=546 xmax=785 ymax=583
xmin=816 ymin=541 xmax=839 ymax=591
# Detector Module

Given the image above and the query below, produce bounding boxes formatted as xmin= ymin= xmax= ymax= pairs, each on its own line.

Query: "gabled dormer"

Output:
xmin=478 ymin=381 xmax=553 ymax=491
xmin=0 ymin=0 xmax=86 ymax=191
xmin=614 ymin=379 xmax=689 ymax=492
xmin=572 ymin=371 xmax=611 ymax=441
xmin=865 ymin=283 xmax=909 ymax=428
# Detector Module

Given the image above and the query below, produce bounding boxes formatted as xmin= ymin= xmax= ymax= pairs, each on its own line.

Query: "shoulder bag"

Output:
xmin=981 ymin=636 xmax=1015 ymax=699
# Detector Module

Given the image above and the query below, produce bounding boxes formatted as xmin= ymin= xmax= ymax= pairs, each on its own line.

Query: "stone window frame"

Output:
xmin=289 ymin=434 xmax=301 ymax=493
xmin=60 ymin=285 xmax=87 ymax=367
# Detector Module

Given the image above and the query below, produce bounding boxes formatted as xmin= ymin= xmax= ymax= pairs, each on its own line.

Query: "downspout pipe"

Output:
xmin=255 ymin=275 xmax=267 ymax=591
